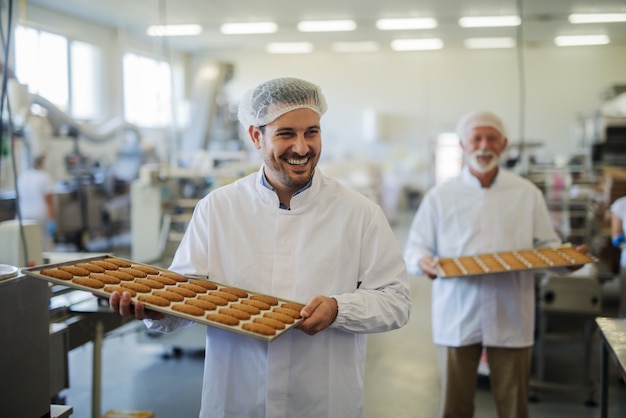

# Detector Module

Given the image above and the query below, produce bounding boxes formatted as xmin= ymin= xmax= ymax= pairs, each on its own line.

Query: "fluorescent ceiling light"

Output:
xmin=569 ymin=13 xmax=626 ymax=24
xmin=554 ymin=34 xmax=610 ymax=46
xmin=331 ymin=41 xmax=380 ymax=53
xmin=147 ymin=24 xmax=202 ymax=37
xmin=220 ymin=22 xmax=277 ymax=34
xmin=464 ymin=37 xmax=516 ymax=49
xmin=297 ymin=20 xmax=356 ymax=32
xmin=266 ymin=42 xmax=314 ymax=54
xmin=376 ymin=18 xmax=437 ymax=30
xmin=459 ymin=16 xmax=521 ymax=28
xmin=391 ymin=38 xmax=443 ymax=51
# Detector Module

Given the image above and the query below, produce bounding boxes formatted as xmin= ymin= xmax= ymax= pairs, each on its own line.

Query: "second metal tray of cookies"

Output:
xmin=22 ymin=255 xmax=305 ymax=342
xmin=436 ymin=246 xmax=597 ymax=278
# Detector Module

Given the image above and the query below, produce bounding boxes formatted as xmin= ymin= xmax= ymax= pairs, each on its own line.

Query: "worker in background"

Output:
xmin=403 ymin=111 xmax=588 ymax=418
xmin=110 ymin=77 xmax=412 ymax=418
xmin=610 ymin=196 xmax=626 ymax=317
xmin=17 ymin=154 xmax=56 ymax=250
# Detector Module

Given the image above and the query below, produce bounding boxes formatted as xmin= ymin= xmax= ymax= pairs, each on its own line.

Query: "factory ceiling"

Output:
xmin=24 ymin=0 xmax=626 ymax=53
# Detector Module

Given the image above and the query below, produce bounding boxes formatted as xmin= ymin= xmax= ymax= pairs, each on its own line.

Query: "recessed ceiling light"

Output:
xmin=390 ymin=38 xmax=444 ymax=51
xmin=331 ymin=41 xmax=380 ymax=53
xmin=376 ymin=18 xmax=437 ymax=30
xmin=297 ymin=20 xmax=356 ymax=32
xmin=569 ymin=13 xmax=626 ymax=24
xmin=554 ymin=34 xmax=610 ymax=46
xmin=266 ymin=42 xmax=314 ymax=54
xmin=464 ymin=37 xmax=516 ymax=49
xmin=220 ymin=22 xmax=278 ymax=34
xmin=458 ymin=16 xmax=521 ymax=28
xmin=147 ymin=24 xmax=202 ymax=37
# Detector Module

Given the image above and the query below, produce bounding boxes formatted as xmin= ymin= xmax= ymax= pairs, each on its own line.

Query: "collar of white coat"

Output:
xmin=254 ymin=164 xmax=322 ymax=210
xmin=461 ymin=165 xmax=501 ymax=189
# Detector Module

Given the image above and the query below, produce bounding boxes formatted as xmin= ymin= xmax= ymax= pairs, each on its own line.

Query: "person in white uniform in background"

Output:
xmin=609 ymin=196 xmax=626 ymax=317
xmin=404 ymin=111 xmax=588 ymax=418
xmin=110 ymin=77 xmax=412 ymax=418
xmin=17 ymin=154 xmax=56 ymax=250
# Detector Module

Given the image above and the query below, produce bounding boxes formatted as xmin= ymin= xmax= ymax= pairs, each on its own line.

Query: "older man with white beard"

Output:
xmin=403 ymin=111 xmax=588 ymax=418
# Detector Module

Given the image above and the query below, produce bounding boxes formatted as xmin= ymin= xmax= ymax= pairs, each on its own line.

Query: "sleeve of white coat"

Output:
xmin=143 ymin=198 xmax=212 ymax=333
xmin=403 ymin=192 xmax=437 ymax=276
xmin=330 ymin=206 xmax=412 ymax=333
xmin=531 ymin=187 xmax=562 ymax=248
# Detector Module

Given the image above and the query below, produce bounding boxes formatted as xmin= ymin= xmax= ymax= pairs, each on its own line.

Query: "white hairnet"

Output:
xmin=237 ymin=77 xmax=327 ymax=128
xmin=456 ymin=111 xmax=508 ymax=140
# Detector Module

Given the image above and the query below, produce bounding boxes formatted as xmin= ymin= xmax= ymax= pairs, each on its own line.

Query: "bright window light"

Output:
xmin=459 ymin=16 xmax=521 ymax=28
xmin=569 ymin=13 xmax=626 ymax=24
xmin=220 ymin=22 xmax=277 ymax=34
xmin=123 ymin=53 xmax=172 ymax=127
xmin=14 ymin=25 xmax=69 ymax=111
xmin=266 ymin=42 xmax=314 ymax=54
xmin=147 ymin=24 xmax=202 ymax=37
xmin=331 ymin=41 xmax=380 ymax=53
xmin=376 ymin=18 xmax=437 ymax=30
xmin=297 ymin=20 xmax=356 ymax=32
xmin=70 ymin=41 xmax=102 ymax=119
xmin=554 ymin=34 xmax=610 ymax=46
xmin=391 ymin=38 xmax=443 ymax=51
xmin=464 ymin=37 xmax=516 ymax=49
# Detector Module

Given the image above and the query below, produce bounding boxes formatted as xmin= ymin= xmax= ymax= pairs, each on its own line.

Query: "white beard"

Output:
xmin=467 ymin=150 xmax=499 ymax=173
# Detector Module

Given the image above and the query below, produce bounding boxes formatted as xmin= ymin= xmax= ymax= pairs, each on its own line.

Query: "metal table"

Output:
xmin=595 ymin=317 xmax=626 ymax=418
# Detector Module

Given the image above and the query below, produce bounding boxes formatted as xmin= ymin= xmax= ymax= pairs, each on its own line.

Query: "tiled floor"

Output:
xmin=58 ymin=212 xmax=626 ymax=418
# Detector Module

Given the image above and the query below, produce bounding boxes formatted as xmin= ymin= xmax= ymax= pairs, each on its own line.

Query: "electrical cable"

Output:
xmin=515 ymin=0 xmax=527 ymax=175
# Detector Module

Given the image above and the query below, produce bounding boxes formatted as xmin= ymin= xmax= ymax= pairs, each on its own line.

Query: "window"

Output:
xmin=433 ymin=133 xmax=463 ymax=185
xmin=123 ymin=53 xmax=172 ymax=127
xmin=14 ymin=25 xmax=102 ymax=120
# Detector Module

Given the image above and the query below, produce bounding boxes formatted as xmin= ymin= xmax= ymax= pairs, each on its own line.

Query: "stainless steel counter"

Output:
xmin=596 ymin=316 xmax=626 ymax=418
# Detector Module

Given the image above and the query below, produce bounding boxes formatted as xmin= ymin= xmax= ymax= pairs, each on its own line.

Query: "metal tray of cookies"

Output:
xmin=436 ymin=245 xmax=597 ymax=278
xmin=22 ymin=255 xmax=305 ymax=342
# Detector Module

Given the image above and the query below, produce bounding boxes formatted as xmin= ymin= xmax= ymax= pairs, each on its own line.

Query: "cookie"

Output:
xmin=59 ymin=265 xmax=90 ymax=276
xmin=160 ymin=271 xmax=188 ymax=282
xmin=75 ymin=263 xmax=105 ymax=273
xmin=185 ymin=299 xmax=217 ymax=311
xmin=178 ymin=283 xmax=207 ymax=294
xmin=72 ymin=277 xmax=104 ymax=289
xmin=253 ymin=316 xmax=285 ymax=330
xmin=242 ymin=323 xmax=276 ymax=336
xmin=230 ymin=303 xmax=260 ymax=315
xmin=241 ymin=299 xmax=271 ymax=310
xmin=40 ymin=268 xmax=73 ymax=280
xmin=250 ymin=294 xmax=279 ymax=306
xmin=147 ymin=275 xmax=177 ymax=286
xmin=103 ymin=285 xmax=136 ymax=297
xmin=198 ymin=294 xmax=229 ymax=306
xmin=172 ymin=303 xmax=204 ymax=316
xmin=209 ymin=290 xmax=238 ymax=302
xmin=263 ymin=311 xmax=294 ymax=324
xmin=103 ymin=258 xmax=132 ymax=268
xmin=152 ymin=290 xmax=184 ymax=302
xmin=219 ymin=307 xmax=251 ymax=320
xmin=206 ymin=313 xmax=239 ymax=326
xmin=119 ymin=268 xmax=148 ymax=278
xmin=138 ymin=294 xmax=170 ymax=307
xmin=273 ymin=307 xmax=301 ymax=319
xmin=281 ymin=302 xmax=305 ymax=312
xmin=90 ymin=260 xmax=120 ymax=270
xmin=135 ymin=278 xmax=165 ymax=289
xmin=101 ymin=270 xmax=135 ymax=281
xmin=89 ymin=273 xmax=121 ymax=284
xmin=165 ymin=286 xmax=196 ymax=298
xmin=188 ymin=279 xmax=218 ymax=290
xmin=119 ymin=281 xmax=151 ymax=293
xmin=131 ymin=265 xmax=161 ymax=275
xmin=221 ymin=287 xmax=248 ymax=298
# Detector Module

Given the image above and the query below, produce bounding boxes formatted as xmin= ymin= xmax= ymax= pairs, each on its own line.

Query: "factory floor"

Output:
xmin=59 ymin=211 xmax=626 ymax=418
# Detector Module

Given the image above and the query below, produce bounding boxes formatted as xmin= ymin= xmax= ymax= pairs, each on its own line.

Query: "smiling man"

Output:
xmin=403 ymin=110 xmax=588 ymax=418
xmin=110 ymin=77 xmax=411 ymax=418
